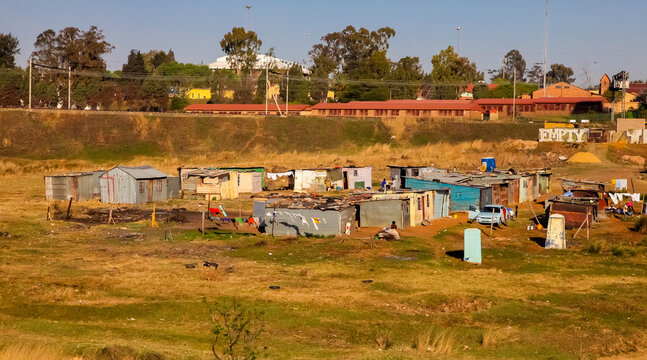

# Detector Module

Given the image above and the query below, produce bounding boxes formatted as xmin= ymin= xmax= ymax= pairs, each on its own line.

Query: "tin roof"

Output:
xmin=312 ymin=100 xmax=483 ymax=111
xmin=185 ymin=104 xmax=311 ymax=112
xmin=115 ymin=165 xmax=168 ymax=180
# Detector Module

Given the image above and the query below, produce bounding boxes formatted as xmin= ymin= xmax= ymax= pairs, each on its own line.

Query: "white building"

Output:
xmin=208 ymin=54 xmax=310 ymax=75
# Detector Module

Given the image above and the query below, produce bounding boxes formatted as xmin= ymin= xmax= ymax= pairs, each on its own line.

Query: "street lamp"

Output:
xmin=456 ymin=26 xmax=461 ymax=54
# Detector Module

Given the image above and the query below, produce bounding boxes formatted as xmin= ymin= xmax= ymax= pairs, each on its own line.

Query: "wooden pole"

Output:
xmin=66 ymin=197 xmax=73 ymax=219
xmin=586 ymin=208 xmax=590 ymax=240
xmin=47 ymin=202 xmax=52 ymax=221
xmin=490 ymin=209 xmax=494 ymax=237
xmin=573 ymin=215 xmax=588 ymax=239
xmin=528 ymin=198 xmax=540 ymax=227
xmin=201 ymin=210 xmax=205 ymax=234
xmin=107 ymin=205 xmax=114 ymax=224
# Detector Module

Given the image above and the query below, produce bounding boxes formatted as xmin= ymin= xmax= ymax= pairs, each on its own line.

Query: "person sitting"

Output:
xmin=390 ymin=221 xmax=397 ymax=230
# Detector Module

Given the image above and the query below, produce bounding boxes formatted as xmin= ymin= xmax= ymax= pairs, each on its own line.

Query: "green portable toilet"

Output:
xmin=463 ymin=228 xmax=481 ymax=264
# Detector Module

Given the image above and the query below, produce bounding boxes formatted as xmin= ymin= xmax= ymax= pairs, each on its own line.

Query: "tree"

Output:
xmin=387 ymin=56 xmax=424 ymax=99
xmin=140 ymin=78 xmax=169 ymax=111
xmin=32 ymin=26 xmax=113 ymax=71
xmin=0 ymin=33 xmax=20 ymax=68
xmin=546 ymin=63 xmax=575 ymax=84
xmin=526 ymin=63 xmax=543 ymax=84
xmin=209 ymin=299 xmax=265 ymax=360
xmin=279 ymin=64 xmax=310 ymax=104
xmin=122 ymin=50 xmax=147 ymax=74
xmin=220 ymin=27 xmax=262 ymax=74
xmin=493 ymin=49 xmax=526 ymax=82
xmin=0 ymin=67 xmax=26 ymax=107
xmin=426 ymin=46 xmax=483 ymax=99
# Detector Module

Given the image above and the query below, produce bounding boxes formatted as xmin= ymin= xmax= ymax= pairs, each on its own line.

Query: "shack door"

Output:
xmin=71 ymin=177 xmax=79 ymax=201
xmin=401 ymin=200 xmax=410 ymax=229
xmin=148 ymin=180 xmax=154 ymax=203
xmin=342 ymin=171 xmax=349 ymax=189
xmin=433 ymin=192 xmax=444 ymax=219
xmin=479 ymin=188 xmax=493 ymax=209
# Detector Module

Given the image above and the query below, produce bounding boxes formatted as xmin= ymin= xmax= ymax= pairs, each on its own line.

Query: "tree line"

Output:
xmin=0 ymin=25 xmax=634 ymax=112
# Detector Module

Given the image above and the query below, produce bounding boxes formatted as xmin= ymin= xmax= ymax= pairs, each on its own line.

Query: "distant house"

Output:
xmin=532 ymin=82 xmax=593 ymax=98
xmin=99 ymin=166 xmax=178 ymax=204
xmin=208 ymin=54 xmax=310 ymax=75
xmin=186 ymin=88 xmax=211 ymax=100
xmin=292 ymin=167 xmax=372 ymax=192
xmin=45 ymin=171 xmax=103 ymax=201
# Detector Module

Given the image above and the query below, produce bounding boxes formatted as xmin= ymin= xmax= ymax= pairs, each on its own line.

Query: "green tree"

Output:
xmin=32 ymin=26 xmax=113 ymax=71
xmin=426 ymin=46 xmax=483 ymax=99
xmin=308 ymin=25 xmax=396 ymax=102
xmin=492 ymin=49 xmax=526 ymax=82
xmin=122 ymin=50 xmax=147 ymax=74
xmin=0 ymin=33 xmax=20 ymax=68
xmin=546 ymin=63 xmax=575 ymax=84
xmin=279 ymin=64 xmax=310 ymax=104
xmin=220 ymin=27 xmax=262 ymax=74
xmin=140 ymin=78 xmax=169 ymax=111
xmin=526 ymin=63 xmax=543 ymax=84
xmin=387 ymin=56 xmax=424 ymax=99
xmin=0 ymin=67 xmax=26 ymax=107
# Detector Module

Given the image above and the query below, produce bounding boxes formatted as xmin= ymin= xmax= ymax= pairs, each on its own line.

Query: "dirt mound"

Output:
xmin=567 ymin=152 xmax=601 ymax=163
xmin=621 ymin=155 xmax=646 ymax=166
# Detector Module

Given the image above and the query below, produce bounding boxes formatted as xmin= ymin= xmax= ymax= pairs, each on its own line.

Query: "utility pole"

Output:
xmin=622 ymin=71 xmax=627 ymax=119
xmin=68 ymin=65 xmax=71 ymax=110
xmin=265 ymin=63 xmax=268 ymax=115
xmin=285 ymin=66 xmax=289 ymax=116
xmin=543 ymin=0 xmax=548 ymax=97
xmin=28 ymin=57 xmax=32 ymax=111
xmin=456 ymin=26 xmax=461 ymax=54
xmin=512 ymin=68 xmax=517 ymax=123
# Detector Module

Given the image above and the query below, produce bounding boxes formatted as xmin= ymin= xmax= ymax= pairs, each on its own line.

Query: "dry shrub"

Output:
xmin=480 ymin=323 xmax=507 ymax=349
xmin=428 ymin=327 xmax=456 ymax=355
xmin=375 ymin=329 xmax=392 ymax=350
xmin=438 ymin=296 xmax=492 ymax=313
xmin=0 ymin=343 xmax=71 ymax=360
xmin=414 ymin=329 xmax=431 ymax=352
xmin=634 ymin=216 xmax=647 ymax=234
xmin=200 ymin=267 xmax=222 ymax=281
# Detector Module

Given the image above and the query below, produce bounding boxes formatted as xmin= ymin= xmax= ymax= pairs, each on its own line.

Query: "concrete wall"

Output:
xmin=617 ymin=118 xmax=645 ymax=133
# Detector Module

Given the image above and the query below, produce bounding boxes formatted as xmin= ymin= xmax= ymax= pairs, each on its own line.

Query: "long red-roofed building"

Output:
xmin=185 ymin=97 xmax=607 ymax=119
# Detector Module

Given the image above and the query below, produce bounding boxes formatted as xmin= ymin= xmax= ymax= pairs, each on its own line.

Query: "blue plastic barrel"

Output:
xmin=481 ymin=157 xmax=496 ymax=172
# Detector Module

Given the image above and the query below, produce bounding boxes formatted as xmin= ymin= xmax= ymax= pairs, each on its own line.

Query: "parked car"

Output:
xmin=469 ymin=204 xmax=508 ymax=225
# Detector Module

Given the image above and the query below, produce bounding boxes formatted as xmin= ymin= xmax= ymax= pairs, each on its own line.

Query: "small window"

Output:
xmin=155 ymin=179 xmax=163 ymax=192
xmin=555 ymin=85 xmax=561 ymax=88
xmin=564 ymin=86 xmax=570 ymax=89
xmin=427 ymin=194 xmax=430 ymax=204
xmin=418 ymin=201 xmax=422 ymax=211
xmin=139 ymin=181 xmax=145 ymax=193
xmin=353 ymin=170 xmax=358 ymax=176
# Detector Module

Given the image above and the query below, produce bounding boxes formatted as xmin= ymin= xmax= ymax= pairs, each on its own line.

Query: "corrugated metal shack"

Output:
xmin=388 ymin=165 xmax=446 ymax=189
xmin=546 ymin=196 xmax=597 ymax=229
xmin=341 ymin=166 xmax=372 ymax=190
xmin=99 ymin=166 xmax=173 ymax=204
xmin=44 ymin=171 xmax=103 ymax=201
xmin=370 ymin=189 xmax=450 ymax=226
xmin=254 ymin=196 xmax=355 ymax=237
xmin=179 ymin=168 xmax=239 ymax=200
xmin=358 ymin=198 xmax=410 ymax=229
xmin=293 ymin=166 xmax=372 ymax=192
xmin=405 ymin=177 xmax=492 ymax=212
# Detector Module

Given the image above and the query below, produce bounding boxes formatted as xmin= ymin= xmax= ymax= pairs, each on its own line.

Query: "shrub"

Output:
xmin=586 ymin=240 xmax=604 ymax=254
xmin=634 ymin=216 xmax=647 ymax=234
xmin=376 ymin=329 xmax=392 ymax=350
xmin=208 ymin=299 xmax=265 ymax=360
xmin=480 ymin=323 xmax=507 ymax=349
xmin=612 ymin=245 xmax=636 ymax=257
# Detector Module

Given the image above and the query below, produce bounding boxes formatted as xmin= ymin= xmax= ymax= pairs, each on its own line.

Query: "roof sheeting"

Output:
xmin=312 ymin=100 xmax=482 ymax=111
xmin=185 ymin=104 xmax=311 ymax=112
xmin=115 ymin=165 xmax=168 ymax=180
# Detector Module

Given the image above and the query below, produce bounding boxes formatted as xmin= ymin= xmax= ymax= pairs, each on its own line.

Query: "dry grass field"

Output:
xmin=1 ymin=111 xmax=647 ymax=359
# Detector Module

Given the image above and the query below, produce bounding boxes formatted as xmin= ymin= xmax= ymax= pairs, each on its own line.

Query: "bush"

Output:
xmin=586 ymin=240 xmax=604 ymax=254
xmin=169 ymin=96 xmax=189 ymax=111
xmin=612 ymin=245 xmax=636 ymax=257
xmin=633 ymin=216 xmax=647 ymax=234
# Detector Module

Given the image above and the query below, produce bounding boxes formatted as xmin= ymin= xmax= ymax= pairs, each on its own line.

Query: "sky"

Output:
xmin=3 ymin=0 xmax=647 ymax=87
